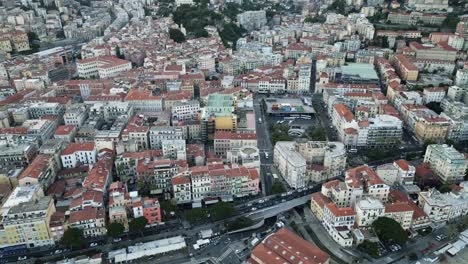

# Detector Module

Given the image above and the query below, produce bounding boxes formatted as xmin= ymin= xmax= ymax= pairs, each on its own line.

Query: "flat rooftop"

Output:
xmin=265 ymin=98 xmax=315 ymax=115
xmin=341 ymin=63 xmax=379 ymax=80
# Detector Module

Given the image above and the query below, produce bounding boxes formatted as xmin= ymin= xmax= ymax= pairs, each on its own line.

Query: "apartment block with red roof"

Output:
xmin=77 ymin=56 xmax=132 ymax=79
xmin=18 ymin=154 xmax=59 ymax=190
xmin=311 ymin=192 xmax=332 ymax=221
xmin=213 ymin=131 xmax=257 ymax=159
xmin=69 ymin=207 xmax=107 ymax=237
xmin=60 ymin=142 xmax=97 ymax=168
xmin=172 ymin=165 xmax=260 ymax=204
xmin=114 ymin=150 xmax=163 ymax=183
xmin=390 ymin=54 xmax=418 ymax=81
xmin=323 ymin=203 xmax=356 ymax=247
xmin=384 ymin=202 xmax=414 ymax=230
xmin=322 ymin=166 xmax=390 ymax=208
xmin=172 ymin=173 xmax=192 ymax=204
xmin=82 ymin=149 xmax=114 ymax=193
xmin=250 ymin=227 xmax=330 ymax=264
xmin=49 ymin=211 xmax=66 ymax=242
xmin=136 ymin=159 xmax=188 ymax=196
xmin=54 ymin=125 xmax=77 ymax=142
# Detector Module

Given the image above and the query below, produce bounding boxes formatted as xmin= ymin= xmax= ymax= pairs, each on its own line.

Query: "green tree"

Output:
xmin=308 ymin=127 xmax=327 ymax=141
xmin=357 ymin=240 xmax=379 ymax=258
xmin=107 ymin=222 xmax=125 ymax=238
xmin=426 ymin=102 xmax=443 ymax=114
xmin=438 ymin=182 xmax=452 ymax=193
xmin=194 ymin=28 xmax=209 ymax=38
xmin=211 ymin=201 xmax=236 ymax=221
xmin=442 ymin=15 xmax=460 ymax=30
xmin=115 ymin=46 xmax=125 ymax=59
xmin=129 ymin=216 xmax=148 ymax=233
xmin=27 ymin=32 xmax=38 ymax=41
xmin=304 ymin=16 xmax=314 ymax=23
xmin=270 ymin=124 xmax=293 ymax=145
xmin=372 ymin=217 xmax=408 ymax=245
xmin=169 ymin=28 xmax=186 ymax=43
xmin=271 ymin=180 xmax=286 ymax=194
xmin=225 ymin=217 xmax=254 ymax=231
xmin=185 ymin=208 xmax=209 ymax=223
xmin=60 ymin=228 xmax=84 ymax=249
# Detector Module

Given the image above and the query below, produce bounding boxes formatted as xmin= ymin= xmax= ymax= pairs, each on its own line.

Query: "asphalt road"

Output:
xmin=253 ymin=95 xmax=274 ymax=195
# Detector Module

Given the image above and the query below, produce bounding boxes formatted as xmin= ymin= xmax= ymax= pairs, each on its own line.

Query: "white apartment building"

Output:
xmin=149 ymin=126 xmax=184 ymax=149
xmin=424 ymin=144 xmax=468 ymax=183
xmin=88 ymin=101 xmax=133 ymax=120
xmin=175 ymin=0 xmax=194 ymax=6
xmin=171 ymin=100 xmax=200 ymax=121
xmin=77 ymin=56 xmax=132 ymax=79
xmin=175 ymin=165 xmax=260 ymax=204
xmin=376 ymin=159 xmax=415 ymax=185
xmin=64 ymin=104 xmax=88 ymax=126
xmin=171 ymin=173 xmax=192 ymax=204
xmin=355 ymin=198 xmax=385 ymax=227
xmin=60 ymin=142 xmax=97 ymax=168
xmin=423 ymin=87 xmax=446 ymax=104
xmin=274 ymin=141 xmax=307 ymax=189
xmin=162 ymin=139 xmax=187 ymax=160
xmin=295 ymin=141 xmax=347 ymax=183
xmin=28 ymin=102 xmax=65 ymax=119
xmin=332 ymin=104 xmax=402 ymax=148
xmin=323 ymin=203 xmax=355 ymax=247
xmin=227 ymin=146 xmax=261 ymax=171
xmin=214 ymin=131 xmax=257 ymax=159
xmin=322 ymin=165 xmax=390 ymax=207
xmin=418 ymin=187 xmax=468 ymax=223
xmin=198 ymin=54 xmax=216 ymax=72
xmin=455 ymin=68 xmax=468 ymax=87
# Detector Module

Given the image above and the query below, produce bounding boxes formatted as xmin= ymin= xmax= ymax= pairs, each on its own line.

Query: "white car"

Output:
xmin=18 ymin=256 xmax=27 ymax=261
xmin=89 ymin=242 xmax=98 ymax=247
xmin=55 ymin=249 xmax=63 ymax=254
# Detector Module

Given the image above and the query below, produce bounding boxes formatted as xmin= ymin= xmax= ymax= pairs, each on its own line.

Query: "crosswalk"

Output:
xmin=217 ymin=246 xmax=234 ymax=262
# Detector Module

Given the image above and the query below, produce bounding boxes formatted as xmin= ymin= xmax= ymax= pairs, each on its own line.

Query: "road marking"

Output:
xmin=217 ymin=246 xmax=233 ymax=262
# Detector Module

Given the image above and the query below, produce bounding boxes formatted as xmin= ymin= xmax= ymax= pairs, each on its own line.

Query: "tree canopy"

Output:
xmin=107 ymin=222 xmax=125 ymax=238
xmin=60 ymin=228 xmax=84 ymax=249
xmin=169 ymin=28 xmax=186 ymax=43
xmin=129 ymin=217 xmax=148 ymax=233
xmin=271 ymin=180 xmax=286 ymax=194
xmin=372 ymin=217 xmax=408 ymax=245
xmin=308 ymin=127 xmax=327 ymax=141
xmin=225 ymin=217 xmax=254 ymax=231
xmin=357 ymin=240 xmax=379 ymax=258
xmin=270 ymin=124 xmax=293 ymax=145
xmin=211 ymin=201 xmax=236 ymax=221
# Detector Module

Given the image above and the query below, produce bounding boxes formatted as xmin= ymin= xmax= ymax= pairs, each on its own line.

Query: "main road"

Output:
xmin=253 ymin=96 xmax=275 ymax=195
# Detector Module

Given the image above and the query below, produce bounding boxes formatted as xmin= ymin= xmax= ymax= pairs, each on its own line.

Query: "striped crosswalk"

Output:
xmin=217 ymin=246 xmax=233 ymax=262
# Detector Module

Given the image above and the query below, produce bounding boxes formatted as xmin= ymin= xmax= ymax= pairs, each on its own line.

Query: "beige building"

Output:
xmin=311 ymin=192 xmax=332 ymax=221
xmin=384 ymin=202 xmax=414 ymax=230
xmin=424 ymin=144 xmax=468 ymax=183
xmin=355 ymin=198 xmax=385 ymax=227
xmin=0 ymin=196 xmax=55 ymax=247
